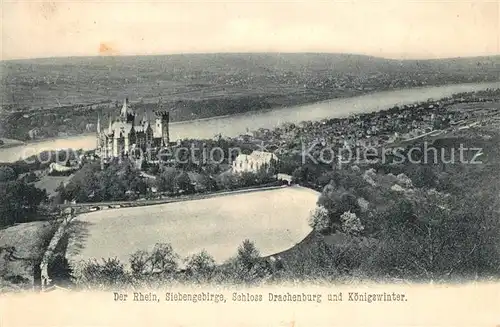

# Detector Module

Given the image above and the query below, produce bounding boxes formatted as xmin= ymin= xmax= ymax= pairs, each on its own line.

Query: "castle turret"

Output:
xmin=120 ymin=98 xmax=129 ymax=117
xmin=96 ymin=114 xmax=101 ymax=134
xmin=120 ymin=98 xmax=135 ymax=124
xmin=141 ymin=112 xmax=149 ymax=125
xmin=96 ymin=114 xmax=101 ymax=150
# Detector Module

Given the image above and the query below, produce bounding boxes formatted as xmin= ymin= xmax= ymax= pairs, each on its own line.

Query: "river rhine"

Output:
xmin=1 ymin=81 xmax=498 ymax=163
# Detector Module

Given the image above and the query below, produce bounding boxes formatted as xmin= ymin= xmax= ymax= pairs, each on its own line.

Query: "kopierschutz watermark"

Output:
xmin=18 ymin=140 xmax=484 ymax=169
xmin=300 ymin=141 xmax=484 ymax=168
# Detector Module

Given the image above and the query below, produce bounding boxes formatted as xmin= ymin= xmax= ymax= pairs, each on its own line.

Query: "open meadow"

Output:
xmin=0 ymin=221 xmax=57 ymax=289
xmin=65 ymin=186 xmax=319 ymax=266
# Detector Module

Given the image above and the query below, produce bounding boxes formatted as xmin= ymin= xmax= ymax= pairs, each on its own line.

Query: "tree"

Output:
xmin=129 ymin=250 xmax=151 ymax=277
xmin=157 ymin=167 xmax=177 ymax=193
xmin=239 ymin=172 xmax=257 ymax=187
xmin=0 ymin=180 xmax=48 ymax=227
xmin=61 ymin=163 xmax=101 ymax=202
xmin=292 ymin=166 xmax=307 ymax=184
xmin=340 ymin=211 xmax=364 ymax=236
xmin=0 ymin=166 xmax=17 ymax=182
xmin=23 ymin=172 xmax=38 ymax=183
xmin=148 ymin=243 xmax=179 ymax=276
xmin=255 ymin=167 xmax=275 ymax=184
xmin=406 ymin=164 xmax=437 ymax=189
xmin=316 ymin=182 xmax=360 ymax=230
xmin=140 ymin=158 xmax=150 ymax=172
xmin=308 ymin=205 xmax=330 ymax=233
xmin=216 ymin=171 xmax=237 ymax=190
xmin=184 ymin=250 xmax=216 ymax=280
xmin=175 ymin=171 xmax=193 ymax=193
xmin=236 ymin=239 xmax=260 ymax=271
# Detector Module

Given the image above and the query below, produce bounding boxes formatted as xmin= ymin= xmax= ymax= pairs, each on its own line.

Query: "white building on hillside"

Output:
xmin=232 ymin=151 xmax=278 ymax=174
xmin=48 ymin=162 xmax=79 ymax=174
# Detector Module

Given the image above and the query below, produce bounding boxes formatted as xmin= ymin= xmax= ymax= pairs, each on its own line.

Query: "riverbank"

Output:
xmin=0 ymin=138 xmax=25 ymax=149
xmin=1 ymin=81 xmax=499 ymax=163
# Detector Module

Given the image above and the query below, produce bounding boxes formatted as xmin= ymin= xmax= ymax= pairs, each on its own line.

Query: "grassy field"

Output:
xmin=0 ymin=221 xmax=57 ymax=288
xmin=65 ymin=186 xmax=319 ymax=266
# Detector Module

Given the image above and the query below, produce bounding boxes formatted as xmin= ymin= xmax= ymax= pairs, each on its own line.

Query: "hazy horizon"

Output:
xmin=2 ymin=0 xmax=498 ymax=61
xmin=2 ymin=51 xmax=500 ymax=63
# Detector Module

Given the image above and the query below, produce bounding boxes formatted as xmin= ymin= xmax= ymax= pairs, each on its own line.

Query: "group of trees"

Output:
xmin=304 ymin=163 xmax=500 ymax=282
xmin=0 ymin=180 xmax=48 ymax=228
xmin=155 ymin=167 xmax=197 ymax=194
xmin=72 ymin=239 xmax=273 ymax=288
xmin=0 ymin=166 xmax=17 ymax=182
xmin=0 ymin=166 xmax=48 ymax=228
xmin=156 ymin=167 xmax=278 ymax=194
xmin=215 ymin=170 xmax=277 ymax=191
xmin=365 ymin=190 xmax=500 ymax=280
xmin=57 ymin=160 xmax=147 ymax=203
xmin=56 ymin=156 xmax=279 ymax=203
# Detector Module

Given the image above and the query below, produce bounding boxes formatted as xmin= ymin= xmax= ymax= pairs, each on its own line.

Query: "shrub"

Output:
xmin=184 ymin=250 xmax=216 ymax=280
xmin=308 ymin=205 xmax=330 ymax=233
xmin=75 ymin=258 xmax=128 ymax=288
xmin=340 ymin=211 xmax=364 ymax=236
xmin=148 ymin=243 xmax=179 ymax=276
xmin=129 ymin=250 xmax=150 ymax=276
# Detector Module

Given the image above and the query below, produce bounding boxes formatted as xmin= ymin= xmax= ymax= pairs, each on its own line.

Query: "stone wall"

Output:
xmin=39 ymin=211 xmax=74 ymax=290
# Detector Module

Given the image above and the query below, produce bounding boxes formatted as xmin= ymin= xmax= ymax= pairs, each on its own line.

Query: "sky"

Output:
xmin=1 ymin=0 xmax=499 ymax=60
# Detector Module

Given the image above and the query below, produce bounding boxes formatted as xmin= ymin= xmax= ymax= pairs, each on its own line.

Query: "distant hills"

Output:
xmin=2 ymin=53 xmax=499 ymax=109
xmin=0 ymin=53 xmax=499 ymax=141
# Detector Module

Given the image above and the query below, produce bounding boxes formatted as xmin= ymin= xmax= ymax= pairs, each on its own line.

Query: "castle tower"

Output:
xmin=108 ymin=117 xmax=113 ymax=134
xmin=155 ymin=111 xmax=170 ymax=147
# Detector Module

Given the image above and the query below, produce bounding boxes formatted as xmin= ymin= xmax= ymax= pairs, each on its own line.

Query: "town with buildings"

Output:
xmin=241 ymin=92 xmax=500 ymax=161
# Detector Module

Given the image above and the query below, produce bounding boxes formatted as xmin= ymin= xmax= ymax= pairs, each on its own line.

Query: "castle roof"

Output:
xmin=234 ymin=151 xmax=278 ymax=163
xmin=248 ymin=151 xmax=278 ymax=162
xmin=110 ymin=121 xmax=133 ymax=138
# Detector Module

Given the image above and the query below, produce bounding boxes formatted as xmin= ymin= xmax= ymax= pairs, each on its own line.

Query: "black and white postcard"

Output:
xmin=0 ymin=1 xmax=499 ymax=326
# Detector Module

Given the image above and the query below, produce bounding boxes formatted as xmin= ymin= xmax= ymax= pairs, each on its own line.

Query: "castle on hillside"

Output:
xmin=96 ymin=98 xmax=170 ymax=159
